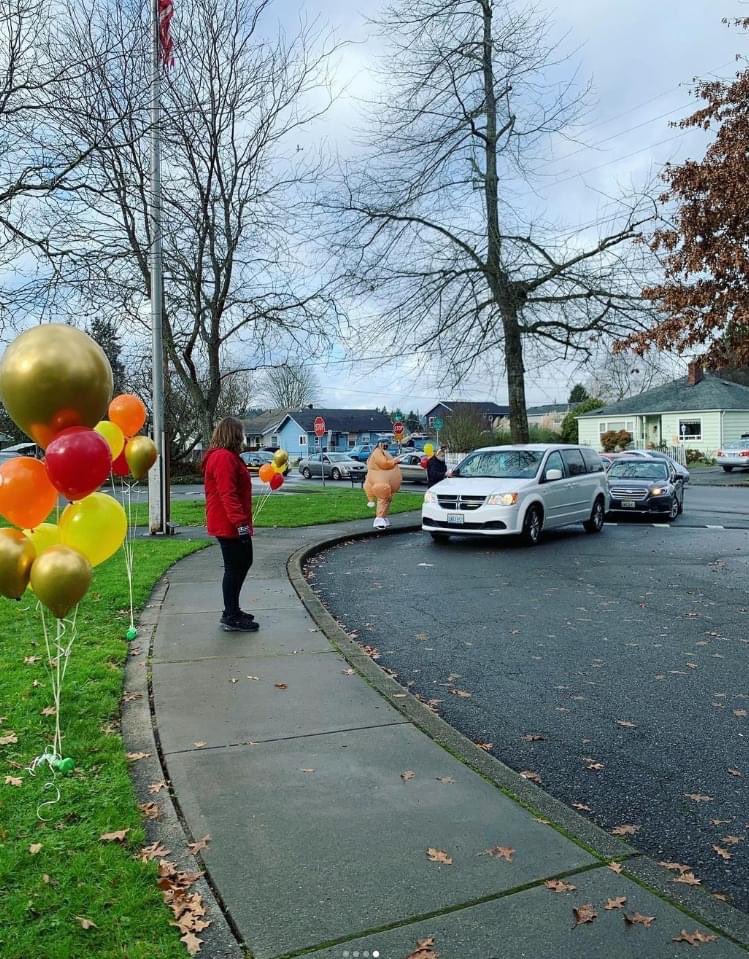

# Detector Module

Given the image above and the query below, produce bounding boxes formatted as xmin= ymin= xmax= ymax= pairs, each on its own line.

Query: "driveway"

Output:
xmin=307 ymin=496 xmax=749 ymax=912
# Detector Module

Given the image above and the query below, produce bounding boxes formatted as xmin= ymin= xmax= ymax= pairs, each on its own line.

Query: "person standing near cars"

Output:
xmin=427 ymin=446 xmax=448 ymax=487
xmin=202 ymin=417 xmax=259 ymax=633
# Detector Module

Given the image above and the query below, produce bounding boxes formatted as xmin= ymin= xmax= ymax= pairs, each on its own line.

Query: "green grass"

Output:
xmin=0 ymin=538 xmax=207 ymax=959
xmin=127 ymin=488 xmax=425 ymax=528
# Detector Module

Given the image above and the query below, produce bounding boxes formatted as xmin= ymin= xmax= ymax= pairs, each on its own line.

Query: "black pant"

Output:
xmin=217 ymin=537 xmax=253 ymax=618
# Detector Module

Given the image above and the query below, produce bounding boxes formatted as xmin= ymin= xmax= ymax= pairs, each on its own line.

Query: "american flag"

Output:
xmin=158 ymin=0 xmax=174 ymax=68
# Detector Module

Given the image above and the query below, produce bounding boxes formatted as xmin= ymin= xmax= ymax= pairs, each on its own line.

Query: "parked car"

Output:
xmin=716 ymin=435 xmax=749 ymax=472
xmin=396 ymin=451 xmax=428 ymax=484
xmin=0 ymin=441 xmax=41 ymax=463
xmin=348 ymin=444 xmax=375 ymax=462
xmin=298 ymin=452 xmax=366 ymax=481
xmin=422 ymin=444 xmax=608 ymax=546
xmin=241 ymin=450 xmax=289 ymax=475
xmin=627 ymin=449 xmax=690 ymax=484
xmin=606 ymin=457 xmax=684 ymax=521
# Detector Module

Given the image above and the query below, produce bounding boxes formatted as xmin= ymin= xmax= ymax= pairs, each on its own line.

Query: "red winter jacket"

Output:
xmin=202 ymin=448 xmax=253 ymax=538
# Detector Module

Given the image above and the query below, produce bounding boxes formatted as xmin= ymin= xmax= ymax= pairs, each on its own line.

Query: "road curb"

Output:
xmin=287 ymin=525 xmax=749 ymax=949
xmin=121 ymin=568 xmax=245 ymax=959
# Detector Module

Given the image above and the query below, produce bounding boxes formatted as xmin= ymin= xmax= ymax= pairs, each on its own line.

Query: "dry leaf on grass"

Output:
xmin=672 ymin=930 xmax=718 ymax=946
xmin=24 ymin=655 xmax=40 ymax=664
xmin=100 ymin=829 xmax=130 ymax=843
xmin=608 ymin=862 xmax=623 ymax=874
xmin=29 ymin=843 xmax=42 ymax=855
xmin=41 ymin=706 xmax=57 ymax=717
xmin=126 ymin=751 xmax=151 ymax=763
xmin=426 ymin=847 xmax=453 ymax=864
xmin=605 ymin=896 xmax=627 ymax=910
xmin=611 ymin=824 xmax=639 ymax=836
xmin=519 ymin=770 xmax=541 ymax=783
xmin=406 ymin=936 xmax=439 ymax=959
xmin=180 ymin=931 xmax=203 ymax=956
xmin=74 ymin=916 xmax=97 ymax=930
xmin=572 ymin=903 xmax=598 ymax=926
xmin=0 ymin=732 xmax=18 ymax=746
xmin=673 ymin=871 xmax=701 ymax=886
xmin=624 ymin=912 xmax=656 ymax=928
xmin=4 ymin=775 xmax=22 ymax=786
xmin=188 ymin=835 xmax=211 ymax=855
xmin=139 ymin=842 xmax=170 ymax=861
xmin=400 ymin=770 xmax=416 ymax=781
xmin=545 ymin=879 xmax=576 ymax=893
xmin=685 ymin=793 xmax=713 ymax=802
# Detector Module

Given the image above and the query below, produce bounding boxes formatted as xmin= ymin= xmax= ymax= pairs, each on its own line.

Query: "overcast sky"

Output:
xmin=265 ymin=0 xmax=747 ymax=414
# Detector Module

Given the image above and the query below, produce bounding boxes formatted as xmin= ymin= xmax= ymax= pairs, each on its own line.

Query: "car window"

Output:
xmin=543 ymin=450 xmax=565 ymax=480
xmin=581 ymin=448 xmax=604 ymax=473
xmin=455 ymin=450 xmax=543 ymax=479
xmin=561 ymin=449 xmax=587 ymax=477
xmin=608 ymin=461 xmax=669 ymax=481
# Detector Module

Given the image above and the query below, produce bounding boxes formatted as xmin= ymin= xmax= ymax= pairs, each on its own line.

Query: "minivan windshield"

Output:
xmin=608 ymin=460 xmax=668 ymax=481
xmin=454 ymin=449 xmax=543 ymax=479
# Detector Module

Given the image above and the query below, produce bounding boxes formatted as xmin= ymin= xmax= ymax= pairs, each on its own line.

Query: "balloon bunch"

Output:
xmin=253 ymin=450 xmax=288 ymax=521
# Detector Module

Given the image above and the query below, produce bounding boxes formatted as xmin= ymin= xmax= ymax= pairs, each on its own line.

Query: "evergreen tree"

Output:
xmin=88 ymin=317 xmax=126 ymax=396
xmin=568 ymin=383 xmax=590 ymax=404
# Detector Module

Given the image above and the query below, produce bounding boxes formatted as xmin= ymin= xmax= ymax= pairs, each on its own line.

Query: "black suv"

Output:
xmin=606 ymin=456 xmax=684 ymax=521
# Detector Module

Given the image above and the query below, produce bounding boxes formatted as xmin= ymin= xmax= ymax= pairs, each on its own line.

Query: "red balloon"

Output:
xmin=45 ymin=427 xmax=112 ymax=501
xmin=112 ymin=449 xmax=130 ymax=477
xmin=420 ymin=456 xmax=429 ymax=469
xmin=269 ymin=472 xmax=284 ymax=491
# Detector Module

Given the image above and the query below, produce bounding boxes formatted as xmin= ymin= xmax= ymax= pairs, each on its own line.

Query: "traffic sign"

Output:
xmin=433 ymin=417 xmax=443 ymax=430
xmin=393 ymin=421 xmax=405 ymax=436
xmin=314 ymin=416 xmax=326 ymax=438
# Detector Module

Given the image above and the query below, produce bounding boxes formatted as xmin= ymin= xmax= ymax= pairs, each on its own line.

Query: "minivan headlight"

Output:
xmin=424 ymin=491 xmax=437 ymax=504
xmin=487 ymin=493 xmax=519 ymax=506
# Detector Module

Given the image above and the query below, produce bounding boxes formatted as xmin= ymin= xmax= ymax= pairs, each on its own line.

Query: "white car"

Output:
xmin=422 ymin=444 xmax=609 ymax=546
xmin=716 ymin=435 xmax=749 ymax=472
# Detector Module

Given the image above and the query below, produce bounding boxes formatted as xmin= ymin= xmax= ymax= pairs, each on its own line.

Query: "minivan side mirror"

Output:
xmin=545 ymin=468 xmax=563 ymax=482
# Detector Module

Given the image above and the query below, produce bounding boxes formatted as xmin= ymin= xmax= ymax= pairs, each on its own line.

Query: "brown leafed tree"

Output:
xmin=621 ymin=19 xmax=749 ymax=366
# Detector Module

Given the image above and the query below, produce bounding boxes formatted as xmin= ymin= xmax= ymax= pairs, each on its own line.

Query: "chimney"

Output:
xmin=687 ymin=361 xmax=704 ymax=386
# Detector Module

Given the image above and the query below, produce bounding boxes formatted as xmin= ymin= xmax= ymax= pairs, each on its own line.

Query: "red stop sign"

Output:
xmin=393 ymin=422 xmax=404 ymax=435
xmin=314 ymin=416 xmax=326 ymax=437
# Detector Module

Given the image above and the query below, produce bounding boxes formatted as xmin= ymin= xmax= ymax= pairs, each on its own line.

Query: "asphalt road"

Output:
xmin=307 ymin=489 xmax=749 ymax=912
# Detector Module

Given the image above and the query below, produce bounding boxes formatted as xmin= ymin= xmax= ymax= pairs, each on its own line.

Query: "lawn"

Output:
xmin=0 ymin=538 xmax=207 ymax=959
xmin=128 ymin=488 xmax=425 ymax=528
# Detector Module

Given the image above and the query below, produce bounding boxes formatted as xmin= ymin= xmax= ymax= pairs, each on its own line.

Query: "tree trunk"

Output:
xmin=502 ymin=308 xmax=529 ymax=442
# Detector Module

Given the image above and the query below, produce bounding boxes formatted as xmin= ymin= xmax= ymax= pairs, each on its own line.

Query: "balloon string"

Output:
xmin=120 ymin=478 xmax=138 ymax=630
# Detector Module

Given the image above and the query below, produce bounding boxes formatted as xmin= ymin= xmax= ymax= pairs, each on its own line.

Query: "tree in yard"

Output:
xmin=560 ymin=396 xmax=602 ymax=444
xmin=568 ymin=384 xmax=590 ymax=405
xmin=88 ymin=317 xmax=127 ymax=396
xmin=35 ymin=0 xmax=340 ymax=446
xmin=327 ymin=0 xmax=655 ymax=442
xmin=620 ymin=19 xmax=749 ymax=366
xmin=263 ymin=364 xmax=317 ymax=409
xmin=584 ymin=347 xmax=677 ymax=403
xmin=441 ymin=405 xmax=488 ymax=453
xmin=405 ymin=410 xmax=421 ymax=432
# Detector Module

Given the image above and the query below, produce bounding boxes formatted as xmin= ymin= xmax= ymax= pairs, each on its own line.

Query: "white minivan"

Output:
xmin=422 ymin=444 xmax=609 ymax=546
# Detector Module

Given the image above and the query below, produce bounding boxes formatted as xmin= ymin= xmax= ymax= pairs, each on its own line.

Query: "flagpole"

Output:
xmin=148 ymin=0 xmax=169 ymax=534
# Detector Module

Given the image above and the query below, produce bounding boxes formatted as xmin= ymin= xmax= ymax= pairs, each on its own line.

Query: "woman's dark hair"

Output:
xmin=208 ymin=417 xmax=245 ymax=454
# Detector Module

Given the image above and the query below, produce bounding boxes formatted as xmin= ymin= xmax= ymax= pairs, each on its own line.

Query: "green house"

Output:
xmin=576 ymin=365 xmax=749 ymax=456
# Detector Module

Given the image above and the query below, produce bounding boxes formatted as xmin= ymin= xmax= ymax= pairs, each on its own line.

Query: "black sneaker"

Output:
xmin=220 ymin=614 xmax=259 ymax=633
xmin=238 ymin=611 xmax=259 ymax=629
xmin=238 ymin=610 xmax=255 ymax=622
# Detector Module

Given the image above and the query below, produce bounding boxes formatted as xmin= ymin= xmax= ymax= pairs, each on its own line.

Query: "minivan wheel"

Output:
xmin=302 ymin=467 xmax=312 ymax=479
xmin=521 ymin=504 xmax=543 ymax=546
xmin=583 ymin=497 xmax=605 ymax=534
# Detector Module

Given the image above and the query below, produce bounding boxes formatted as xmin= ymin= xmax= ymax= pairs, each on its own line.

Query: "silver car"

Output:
xmin=716 ymin=435 xmax=749 ymax=472
xmin=298 ymin=452 xmax=366 ymax=481
xmin=396 ymin=451 xmax=428 ymax=484
xmin=0 ymin=441 xmax=41 ymax=463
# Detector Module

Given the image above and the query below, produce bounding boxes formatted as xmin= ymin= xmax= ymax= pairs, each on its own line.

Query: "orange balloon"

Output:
xmin=108 ymin=394 xmax=147 ymax=438
xmin=258 ymin=463 xmax=275 ymax=483
xmin=0 ymin=457 xmax=58 ymax=528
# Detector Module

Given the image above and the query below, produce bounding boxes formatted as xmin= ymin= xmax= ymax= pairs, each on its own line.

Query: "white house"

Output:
xmin=576 ymin=364 xmax=749 ymax=455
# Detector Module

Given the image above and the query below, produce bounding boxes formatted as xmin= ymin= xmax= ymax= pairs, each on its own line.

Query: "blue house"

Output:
xmin=242 ymin=408 xmax=393 ymax=458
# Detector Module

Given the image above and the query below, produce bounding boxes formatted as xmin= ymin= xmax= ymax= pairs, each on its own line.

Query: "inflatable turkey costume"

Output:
xmin=364 ymin=444 xmax=402 ymax=529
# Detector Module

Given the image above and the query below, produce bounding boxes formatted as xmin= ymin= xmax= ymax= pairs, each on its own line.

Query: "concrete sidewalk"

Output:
xmin=143 ymin=518 xmax=748 ymax=959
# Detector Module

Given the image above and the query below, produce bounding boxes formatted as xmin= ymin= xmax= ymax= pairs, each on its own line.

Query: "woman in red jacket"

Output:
xmin=202 ymin=417 xmax=258 ymax=633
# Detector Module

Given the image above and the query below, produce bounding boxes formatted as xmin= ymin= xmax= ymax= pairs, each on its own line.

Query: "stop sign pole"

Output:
xmin=314 ymin=416 xmax=326 ymax=487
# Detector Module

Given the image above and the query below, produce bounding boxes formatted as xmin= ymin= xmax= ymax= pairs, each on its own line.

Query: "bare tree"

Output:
xmin=34 ymin=0 xmax=341 ymax=444
xmin=326 ymin=0 xmax=655 ymax=441
xmin=440 ymin=405 xmax=488 ymax=453
xmin=584 ymin=348 xmax=680 ymax=403
xmin=262 ymin=363 xmax=317 ymax=408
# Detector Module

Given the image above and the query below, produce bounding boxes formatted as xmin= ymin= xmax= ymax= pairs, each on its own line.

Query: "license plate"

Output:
xmin=447 ymin=514 xmax=464 ymax=526
xmin=621 ymin=500 xmax=636 ymax=508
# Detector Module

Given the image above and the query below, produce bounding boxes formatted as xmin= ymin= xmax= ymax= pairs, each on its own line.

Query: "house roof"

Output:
xmin=279 ymin=408 xmax=393 ymax=433
xmin=577 ymin=374 xmax=749 ymax=418
xmin=427 ymin=401 xmax=511 ymax=417
xmin=241 ymin=409 xmax=290 ymax=434
xmin=527 ymin=403 xmax=569 ymax=415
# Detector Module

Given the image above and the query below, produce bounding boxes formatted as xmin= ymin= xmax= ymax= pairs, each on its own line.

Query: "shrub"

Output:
xmin=685 ymin=448 xmax=706 ymax=465
xmin=560 ymin=397 xmax=603 ymax=443
xmin=600 ymin=429 xmax=632 ymax=451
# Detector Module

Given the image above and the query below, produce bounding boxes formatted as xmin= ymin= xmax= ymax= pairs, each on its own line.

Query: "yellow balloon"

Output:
xmin=423 ymin=443 xmax=434 ymax=456
xmin=59 ymin=492 xmax=127 ymax=567
xmin=125 ymin=435 xmax=157 ymax=481
xmin=24 ymin=522 xmax=61 ymax=557
xmin=0 ymin=528 xmax=36 ymax=599
xmin=94 ymin=420 xmax=125 ymax=459
xmin=0 ymin=324 xmax=113 ymax=448
xmin=30 ymin=545 xmax=91 ymax=619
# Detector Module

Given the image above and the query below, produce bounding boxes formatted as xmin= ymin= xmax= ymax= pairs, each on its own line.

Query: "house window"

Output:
xmin=598 ymin=420 xmax=635 ymax=435
xmin=678 ymin=419 xmax=702 ymax=441
xmin=270 ymin=434 xmax=279 ymax=447
xmin=299 ymin=435 xmax=307 ymax=446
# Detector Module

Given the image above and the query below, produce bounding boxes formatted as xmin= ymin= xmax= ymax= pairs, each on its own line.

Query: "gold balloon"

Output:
xmin=0 ymin=325 xmax=113 ymax=448
xmin=0 ymin=528 xmax=36 ymax=599
xmin=30 ymin=545 xmax=91 ymax=619
xmin=273 ymin=449 xmax=289 ymax=468
xmin=125 ymin=435 xmax=157 ymax=481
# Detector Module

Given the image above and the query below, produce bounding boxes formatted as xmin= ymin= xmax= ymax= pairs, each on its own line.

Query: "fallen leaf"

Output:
xmin=474 ymin=741 xmax=493 ymax=751
xmin=41 ymin=706 xmax=57 ymax=717
xmin=572 ymin=802 xmax=592 ymax=812
xmin=713 ymin=892 xmax=729 ymax=902
xmin=712 ymin=845 xmax=732 ymax=861
xmin=521 ymin=733 xmax=546 ymax=742
xmin=426 ymin=847 xmax=453 ymax=864
xmin=121 ymin=691 xmax=141 ymax=703
xmin=733 ymin=709 xmax=747 ymax=718
xmin=75 ymin=916 xmax=97 ymax=930
xmin=126 ymin=751 xmax=151 ymax=762
xmin=436 ymin=776 xmax=455 ymax=784
xmin=274 ymin=683 xmax=288 ymax=690
xmin=616 ymin=720 xmax=637 ymax=728
xmin=684 ymin=793 xmax=713 ymax=802
xmin=710 ymin=819 xmax=732 ymax=826
xmin=449 ymin=689 xmax=472 ymax=698
xmin=29 ymin=843 xmax=42 ymax=855
xmin=672 ymin=930 xmax=718 ymax=946
xmin=42 ymin=874 xmax=57 ymax=885
xmin=148 ymin=781 xmax=167 ymax=795
xmin=728 ymin=768 xmax=743 ymax=778
xmin=585 ymin=762 xmax=604 ymax=771
xmin=721 ymin=835 xmax=743 ymax=846
xmin=300 ymin=768 xmax=315 ymax=774
xmin=572 ymin=903 xmax=598 ymax=927
xmin=624 ymin=912 xmax=656 ymax=928
xmin=401 ymin=770 xmax=416 ymax=781
xmin=406 ymin=936 xmax=439 ymax=959
xmin=611 ymin=824 xmax=639 ymax=836
xmin=139 ymin=841 xmax=170 ymax=861
xmin=519 ymin=770 xmax=541 ymax=783
xmin=100 ymin=829 xmax=130 ymax=843
xmin=24 ymin=655 xmax=40 ymax=664
xmin=605 ymin=896 xmax=627 ymax=910
xmin=674 ymin=871 xmax=701 ymax=886
xmin=483 ymin=845 xmax=514 ymax=862
xmin=608 ymin=862 xmax=623 ymax=874
xmin=659 ymin=862 xmax=691 ymax=873
xmin=4 ymin=775 xmax=22 ymax=787
xmin=193 ymin=741 xmax=207 ymax=749
xmin=139 ymin=802 xmax=160 ymax=820
xmin=341 ymin=668 xmax=355 ymax=676
xmin=180 ymin=931 xmax=203 ymax=955
xmin=188 ymin=835 xmax=211 ymax=855
xmin=0 ymin=732 xmax=18 ymax=746
xmin=545 ymin=878 xmax=576 ymax=893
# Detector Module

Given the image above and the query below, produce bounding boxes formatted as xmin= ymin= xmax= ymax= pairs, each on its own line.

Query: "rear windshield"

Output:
xmin=454 ymin=450 xmax=543 ymax=479
xmin=608 ymin=461 xmax=668 ymax=481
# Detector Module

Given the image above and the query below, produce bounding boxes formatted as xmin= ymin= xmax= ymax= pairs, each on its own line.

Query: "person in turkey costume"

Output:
xmin=363 ymin=439 xmax=402 ymax=530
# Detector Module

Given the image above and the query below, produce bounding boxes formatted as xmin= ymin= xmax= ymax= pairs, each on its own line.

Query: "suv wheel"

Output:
xmin=521 ymin=504 xmax=543 ymax=546
xmin=331 ymin=468 xmax=341 ymax=481
xmin=302 ymin=467 xmax=312 ymax=479
xmin=723 ymin=465 xmax=734 ymax=472
xmin=583 ymin=497 xmax=605 ymax=534
xmin=667 ymin=498 xmax=679 ymax=521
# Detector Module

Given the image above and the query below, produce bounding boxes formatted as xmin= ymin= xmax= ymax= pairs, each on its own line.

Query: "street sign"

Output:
xmin=433 ymin=417 xmax=443 ymax=430
xmin=314 ymin=416 xmax=326 ymax=438
xmin=393 ymin=421 xmax=405 ymax=437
